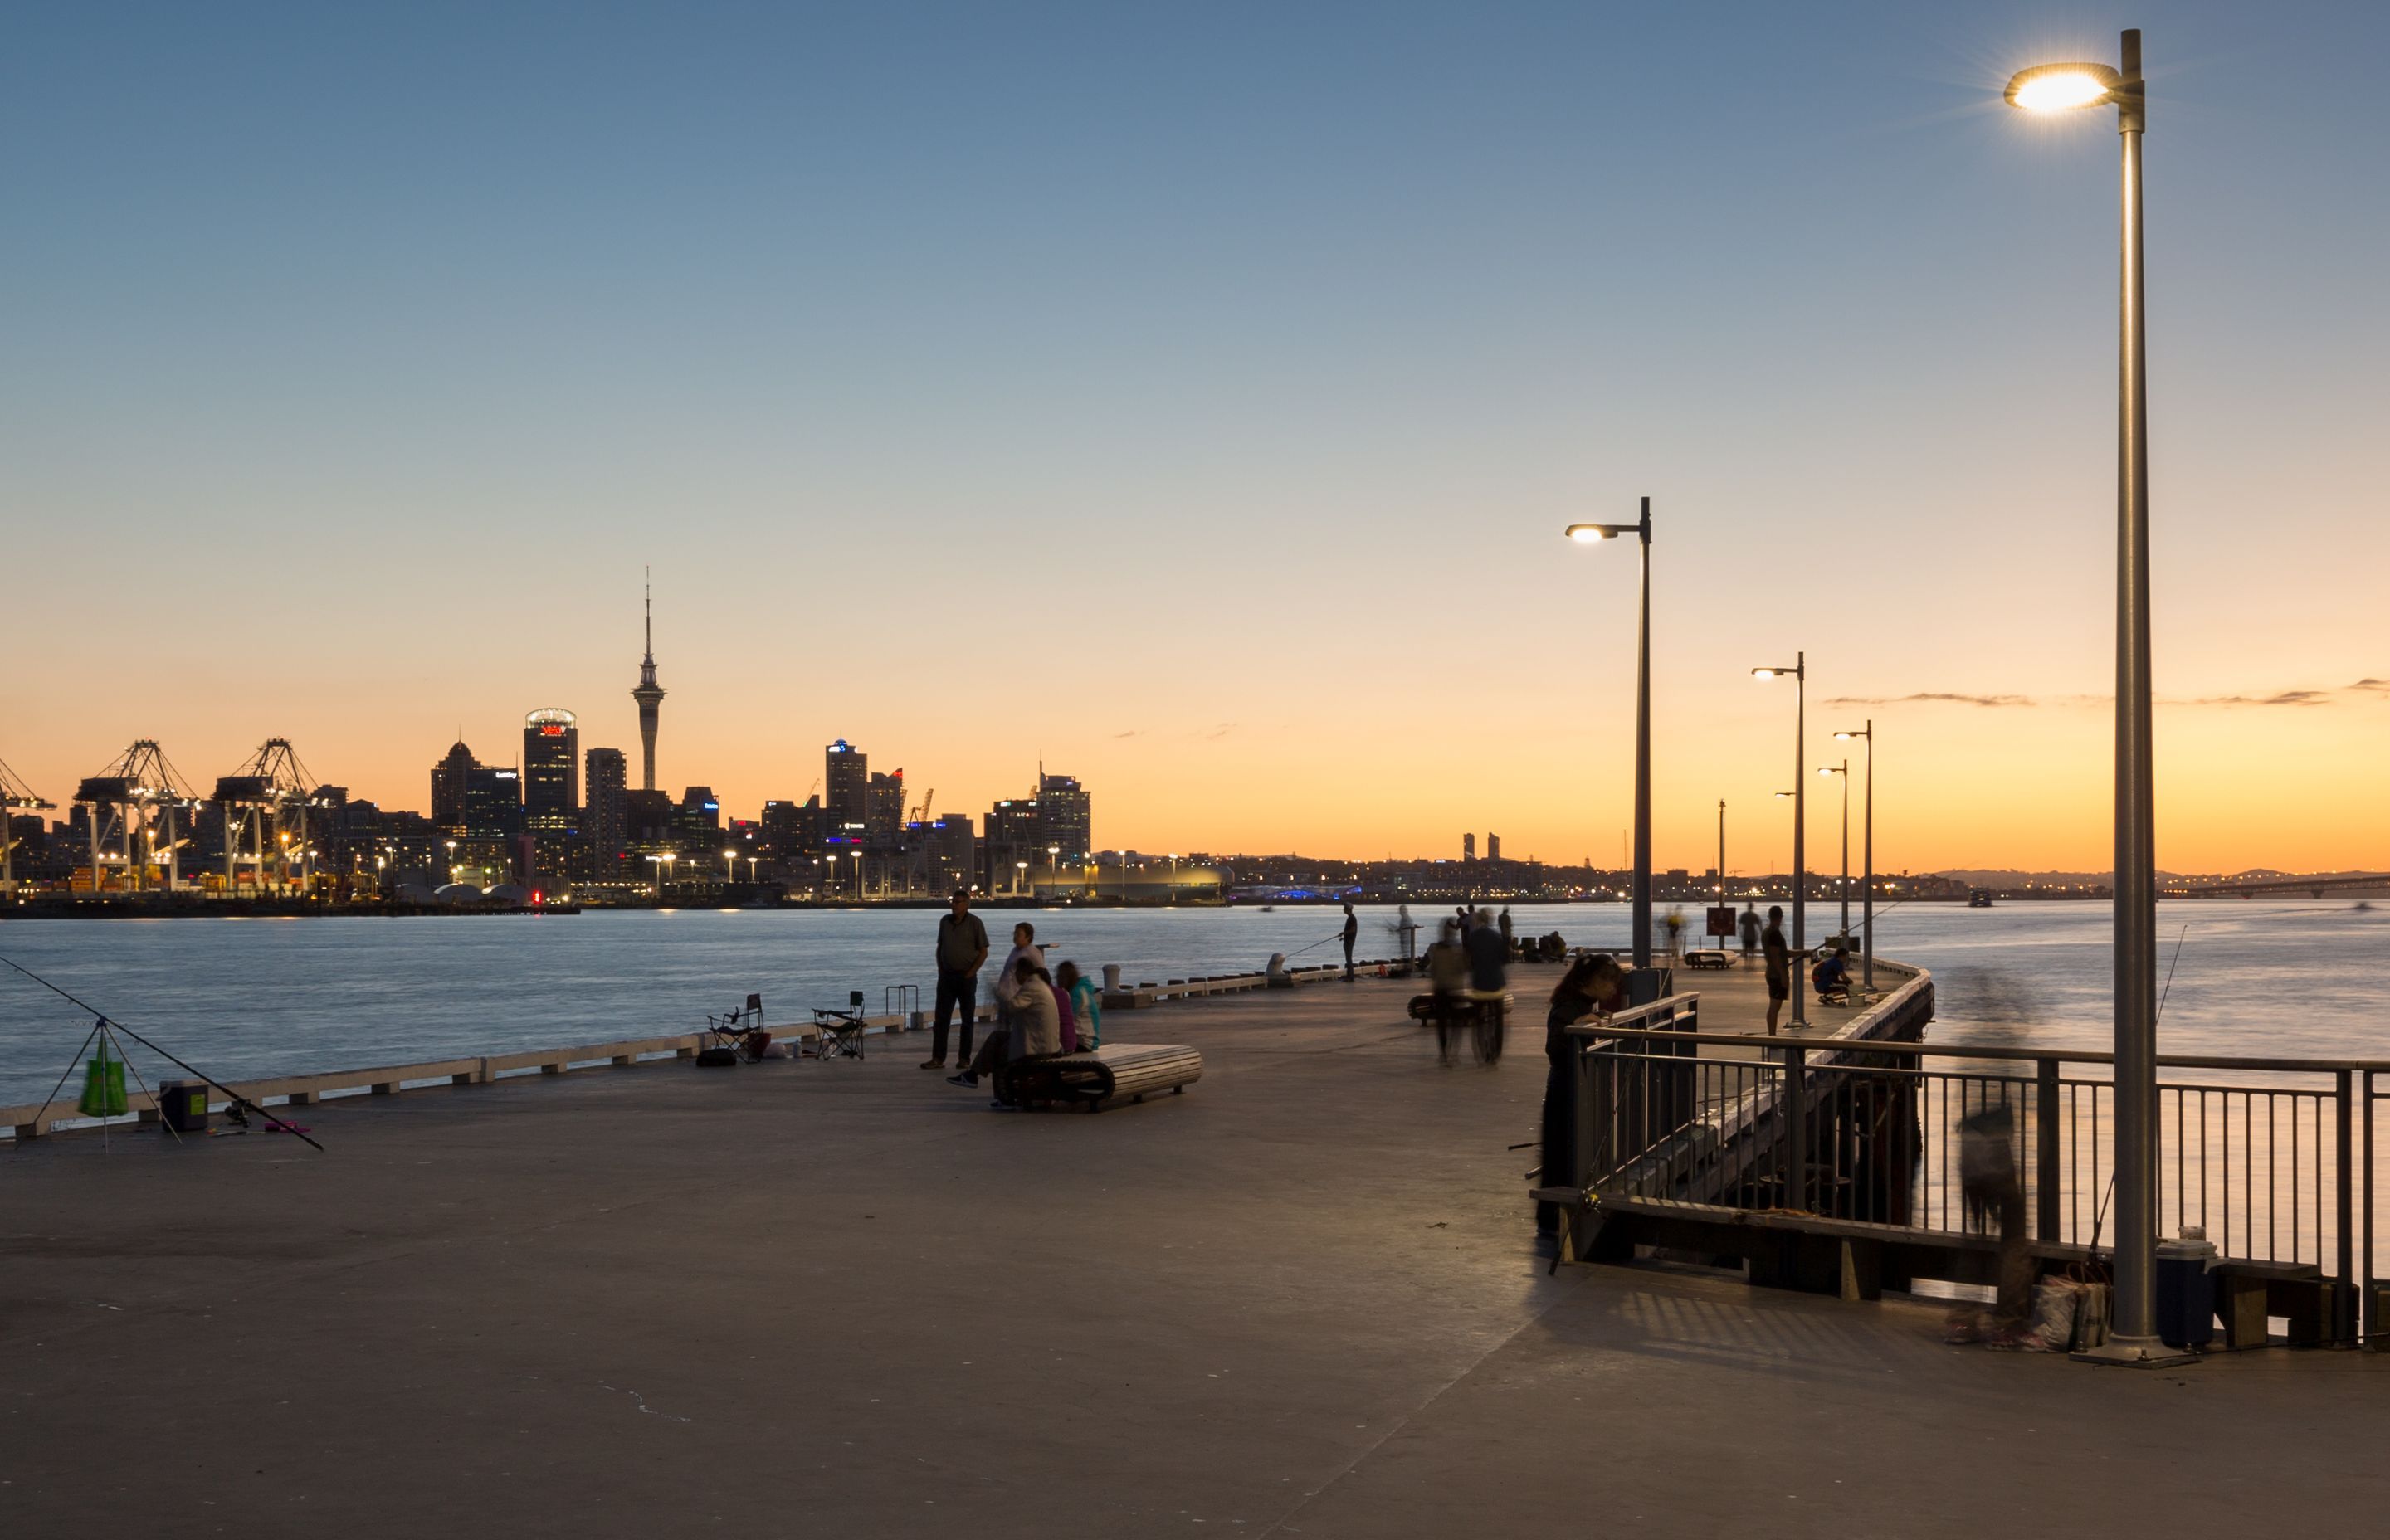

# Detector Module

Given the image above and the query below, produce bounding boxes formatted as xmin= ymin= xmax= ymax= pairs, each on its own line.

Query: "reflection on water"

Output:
xmin=1 ymin=899 xmax=2385 ymax=1103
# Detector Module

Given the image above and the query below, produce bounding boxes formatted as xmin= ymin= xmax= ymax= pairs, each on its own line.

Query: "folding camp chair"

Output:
xmin=812 ymin=990 xmax=869 ymax=1060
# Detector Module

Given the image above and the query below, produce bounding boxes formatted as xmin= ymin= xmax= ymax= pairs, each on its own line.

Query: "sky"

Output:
xmin=5 ymin=1 xmax=2386 ymax=876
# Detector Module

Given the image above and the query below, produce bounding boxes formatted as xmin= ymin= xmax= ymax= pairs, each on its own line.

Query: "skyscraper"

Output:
xmin=522 ymin=709 xmax=579 ymax=832
xmin=865 ymin=769 xmax=905 ymax=849
xmin=1036 ymin=772 xmax=1091 ymax=863
xmin=825 ymin=739 xmax=867 ymax=827
xmin=1487 ymin=832 xmax=1501 ymax=862
xmin=1462 ymin=833 xmax=1476 ymax=862
xmin=584 ymin=748 xmax=627 ymax=869
xmin=632 ymin=575 xmax=665 ymax=792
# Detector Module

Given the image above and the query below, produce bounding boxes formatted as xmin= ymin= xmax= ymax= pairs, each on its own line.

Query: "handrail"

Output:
xmin=1563 ymin=1020 xmax=2390 ymax=1075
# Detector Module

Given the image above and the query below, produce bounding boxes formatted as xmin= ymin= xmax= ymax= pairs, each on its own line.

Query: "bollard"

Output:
xmin=1103 ymin=963 xmax=1122 ymax=991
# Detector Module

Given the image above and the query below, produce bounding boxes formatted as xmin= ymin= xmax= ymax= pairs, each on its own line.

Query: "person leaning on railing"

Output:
xmin=1537 ymin=954 xmax=1626 ymax=1246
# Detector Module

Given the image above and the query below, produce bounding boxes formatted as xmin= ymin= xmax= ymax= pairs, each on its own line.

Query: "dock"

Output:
xmin=5 ymin=964 xmax=2383 ymax=1536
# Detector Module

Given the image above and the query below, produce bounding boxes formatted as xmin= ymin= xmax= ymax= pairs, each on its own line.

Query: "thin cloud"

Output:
xmin=2181 ymin=690 xmax=2329 ymax=708
xmin=2351 ymin=678 xmax=2389 ymax=693
xmin=1203 ymin=722 xmax=1236 ymax=740
xmin=1112 ymin=729 xmax=1144 ymax=738
xmin=1825 ymin=692 xmax=2035 ymax=708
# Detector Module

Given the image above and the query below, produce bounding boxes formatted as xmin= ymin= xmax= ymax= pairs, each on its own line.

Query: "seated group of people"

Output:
xmin=945 ymin=921 xmax=1101 ymax=1104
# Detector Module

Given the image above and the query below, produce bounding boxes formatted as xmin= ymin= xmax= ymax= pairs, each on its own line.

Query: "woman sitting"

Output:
xmin=1056 ymin=960 xmax=1100 ymax=1051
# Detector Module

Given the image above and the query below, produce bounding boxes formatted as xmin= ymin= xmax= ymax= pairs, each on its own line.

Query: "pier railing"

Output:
xmin=1563 ymin=1009 xmax=2386 ymax=1334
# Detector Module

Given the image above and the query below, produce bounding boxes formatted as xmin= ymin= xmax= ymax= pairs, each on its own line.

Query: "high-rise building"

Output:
xmin=632 ymin=577 xmax=665 ymax=792
xmin=865 ymin=769 xmax=905 ymax=849
xmin=1462 ymin=833 xmax=1476 ymax=862
xmin=676 ymin=787 xmax=721 ymax=847
xmin=919 ymin=812 xmax=976 ymax=894
xmin=432 ymin=742 xmax=476 ymax=833
xmin=760 ymin=797 xmax=822 ymax=860
xmin=1036 ymin=772 xmax=1091 ymax=863
xmin=985 ymin=797 xmax=1042 ymax=894
xmin=522 ymin=709 xmax=579 ymax=833
xmin=1486 ymin=832 xmax=1501 ymax=862
xmin=584 ymin=748 xmax=628 ymax=869
xmin=625 ymin=790 xmax=676 ymax=853
xmin=825 ymin=740 xmax=867 ymax=827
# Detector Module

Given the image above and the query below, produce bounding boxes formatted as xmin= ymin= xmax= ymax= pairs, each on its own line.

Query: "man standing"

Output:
xmin=1761 ymin=904 xmax=1792 ymax=1036
xmin=1340 ymin=903 xmax=1360 ymax=982
xmin=924 ymin=889 xmax=988 ymax=1070
xmin=1738 ymin=903 xmax=1761 ymax=967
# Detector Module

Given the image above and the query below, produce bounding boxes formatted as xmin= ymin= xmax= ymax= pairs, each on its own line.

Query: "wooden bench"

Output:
xmin=1682 ymin=950 xmax=1733 ymax=970
xmin=993 ymin=1044 xmax=1202 ymax=1112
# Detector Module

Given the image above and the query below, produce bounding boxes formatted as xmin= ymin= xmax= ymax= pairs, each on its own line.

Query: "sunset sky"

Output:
xmin=6 ymin=2 xmax=2385 ymax=876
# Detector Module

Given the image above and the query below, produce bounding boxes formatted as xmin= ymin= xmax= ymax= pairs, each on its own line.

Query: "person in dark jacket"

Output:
xmin=1341 ymin=904 xmax=1360 ymax=982
xmin=1465 ymin=913 xmax=1508 ymax=993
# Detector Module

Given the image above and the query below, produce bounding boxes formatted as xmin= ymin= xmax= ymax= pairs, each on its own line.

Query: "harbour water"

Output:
xmin=2 ymin=899 xmax=2385 ymax=1105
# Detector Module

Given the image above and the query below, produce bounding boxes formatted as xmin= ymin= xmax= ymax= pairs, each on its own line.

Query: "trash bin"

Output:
xmin=1102 ymin=963 xmax=1121 ymax=991
xmin=2155 ymin=1227 xmax=2219 ymax=1348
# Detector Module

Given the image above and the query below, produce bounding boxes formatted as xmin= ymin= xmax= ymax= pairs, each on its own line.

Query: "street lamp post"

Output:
xmin=1819 ymin=761 xmax=1850 ymax=942
xmin=2004 ymin=27 xmax=2168 ymax=1364
xmin=723 ymin=848 xmax=737 ymax=885
xmin=1834 ymin=723 xmax=1875 ymax=991
xmin=1753 ymin=656 xmax=1807 ymax=1027
xmin=1833 ymin=724 xmax=1875 ymax=991
xmin=1564 ymin=498 xmax=1653 ymax=968
xmin=1046 ymin=844 xmax=1061 ymax=899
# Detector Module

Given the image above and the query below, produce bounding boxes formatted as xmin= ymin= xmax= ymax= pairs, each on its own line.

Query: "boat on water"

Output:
xmin=1968 ymin=888 xmax=1995 ymax=909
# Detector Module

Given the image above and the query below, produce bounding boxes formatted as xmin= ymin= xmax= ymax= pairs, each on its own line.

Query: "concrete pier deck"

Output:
xmin=4 ymin=967 xmax=2380 ymax=1537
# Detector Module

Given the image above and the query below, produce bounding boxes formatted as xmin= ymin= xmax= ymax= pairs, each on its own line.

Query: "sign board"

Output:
xmin=1705 ymin=905 xmax=1739 ymax=938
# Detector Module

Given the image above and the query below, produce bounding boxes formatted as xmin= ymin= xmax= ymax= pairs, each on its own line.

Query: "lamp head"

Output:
xmin=2003 ymin=61 xmax=2122 ymax=112
xmin=1564 ymin=524 xmax=1612 ymax=543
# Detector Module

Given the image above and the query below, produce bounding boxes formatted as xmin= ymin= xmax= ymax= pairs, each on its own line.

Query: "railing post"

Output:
xmin=2336 ymin=1069 xmax=2357 ymax=1345
xmin=1783 ymin=1045 xmax=1807 ymax=1211
xmin=2036 ymin=1057 xmax=2062 ymax=1242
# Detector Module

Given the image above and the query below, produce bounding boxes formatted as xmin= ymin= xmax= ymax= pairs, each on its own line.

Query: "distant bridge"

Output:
xmin=2162 ymin=872 xmax=2390 ymax=899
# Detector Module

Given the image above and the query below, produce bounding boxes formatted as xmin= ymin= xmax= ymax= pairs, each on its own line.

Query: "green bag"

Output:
xmin=79 ymin=1036 xmax=129 ymax=1118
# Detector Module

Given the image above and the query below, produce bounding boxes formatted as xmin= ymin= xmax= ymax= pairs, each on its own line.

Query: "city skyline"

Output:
xmin=5 ymin=4 xmax=2386 ymax=874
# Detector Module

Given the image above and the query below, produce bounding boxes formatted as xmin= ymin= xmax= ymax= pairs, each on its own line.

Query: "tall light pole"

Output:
xmin=1564 ymin=496 xmax=1652 ymax=969
xmin=2005 ymin=29 xmax=2168 ymax=1365
xmin=1833 ymin=723 xmax=1875 ymax=992
xmin=1715 ymin=799 xmax=1725 ymax=900
xmin=1753 ymin=656 xmax=1807 ymax=1026
xmin=1818 ymin=760 xmax=1849 ymax=941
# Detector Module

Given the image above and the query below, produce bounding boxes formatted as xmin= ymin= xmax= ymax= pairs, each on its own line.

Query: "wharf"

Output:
xmin=4 ymin=967 xmax=2381 ymax=1537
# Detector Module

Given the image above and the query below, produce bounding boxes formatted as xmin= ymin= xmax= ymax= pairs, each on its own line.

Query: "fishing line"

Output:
xmin=0 ymin=951 xmax=325 ymax=1151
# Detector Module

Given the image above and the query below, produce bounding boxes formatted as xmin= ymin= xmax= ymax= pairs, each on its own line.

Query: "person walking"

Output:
xmin=1341 ymin=903 xmax=1360 ymax=982
xmin=1738 ymin=903 xmax=1761 ymax=967
xmin=924 ymin=888 xmax=988 ymax=1070
xmin=1761 ymin=905 xmax=1792 ymax=1036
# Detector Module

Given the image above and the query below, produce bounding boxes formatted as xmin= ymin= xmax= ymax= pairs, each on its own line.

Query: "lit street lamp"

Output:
xmin=1753 ymin=656 xmax=1807 ymax=1026
xmin=722 ymin=847 xmax=737 ymax=884
xmin=1833 ymin=724 xmax=1875 ymax=992
xmin=1014 ymin=859 xmax=1028 ymax=898
xmin=2004 ymin=27 xmax=2168 ymax=1365
xmin=1818 ymin=761 xmax=1850 ymax=943
xmin=1564 ymin=497 xmax=1653 ymax=969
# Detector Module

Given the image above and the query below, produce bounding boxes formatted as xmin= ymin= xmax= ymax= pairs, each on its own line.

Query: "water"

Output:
xmin=2 ymin=899 xmax=2386 ymax=1106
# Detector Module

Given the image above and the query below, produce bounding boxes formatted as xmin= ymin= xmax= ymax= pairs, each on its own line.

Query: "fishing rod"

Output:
xmin=0 ymin=952 xmax=325 ymax=1152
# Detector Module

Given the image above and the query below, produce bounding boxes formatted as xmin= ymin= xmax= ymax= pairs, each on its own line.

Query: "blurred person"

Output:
xmin=1057 ymin=959 xmax=1101 ymax=1051
xmin=950 ymin=957 xmax=1062 ymax=1094
xmin=1739 ymin=903 xmax=1761 ymax=966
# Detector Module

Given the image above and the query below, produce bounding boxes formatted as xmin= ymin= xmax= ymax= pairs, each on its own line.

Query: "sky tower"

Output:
xmin=632 ymin=573 xmax=665 ymax=792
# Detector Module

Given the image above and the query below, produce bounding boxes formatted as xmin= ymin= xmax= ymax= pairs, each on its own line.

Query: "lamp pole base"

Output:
xmin=2071 ymin=1333 xmax=2197 ymax=1369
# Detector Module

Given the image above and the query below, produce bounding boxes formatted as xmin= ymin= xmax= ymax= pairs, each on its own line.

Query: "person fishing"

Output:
xmin=1341 ymin=904 xmax=1360 ymax=982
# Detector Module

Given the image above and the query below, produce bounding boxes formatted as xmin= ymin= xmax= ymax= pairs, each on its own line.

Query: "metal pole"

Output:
xmin=1861 ymin=720 xmax=1875 ymax=992
xmin=1632 ymin=497 xmax=1653 ymax=971
xmin=1791 ymin=653 xmax=1807 ymax=1027
xmin=2108 ymin=26 xmax=2161 ymax=1357
xmin=1837 ymin=761 xmax=1850 ymax=941
xmin=1717 ymin=799 xmax=1725 ymax=904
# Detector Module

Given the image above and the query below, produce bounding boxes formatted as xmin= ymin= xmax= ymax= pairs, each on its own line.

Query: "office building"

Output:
xmin=866 ymin=769 xmax=905 ymax=849
xmin=760 ymin=797 xmax=822 ymax=860
xmin=825 ymin=739 xmax=867 ymax=827
xmin=522 ymin=709 xmax=579 ymax=833
xmin=584 ymin=748 xmax=628 ymax=869
xmin=1036 ymin=772 xmax=1091 ymax=863
xmin=1462 ymin=833 xmax=1476 ymax=862
xmin=675 ymin=787 xmax=721 ymax=846
xmin=919 ymin=812 xmax=976 ymax=894
xmin=985 ymin=797 xmax=1042 ymax=894
xmin=432 ymin=742 xmax=522 ymax=840
xmin=1487 ymin=832 xmax=1502 ymax=862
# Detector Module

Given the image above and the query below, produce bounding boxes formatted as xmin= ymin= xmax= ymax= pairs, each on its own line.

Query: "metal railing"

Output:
xmin=1564 ymin=1008 xmax=2387 ymax=1315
